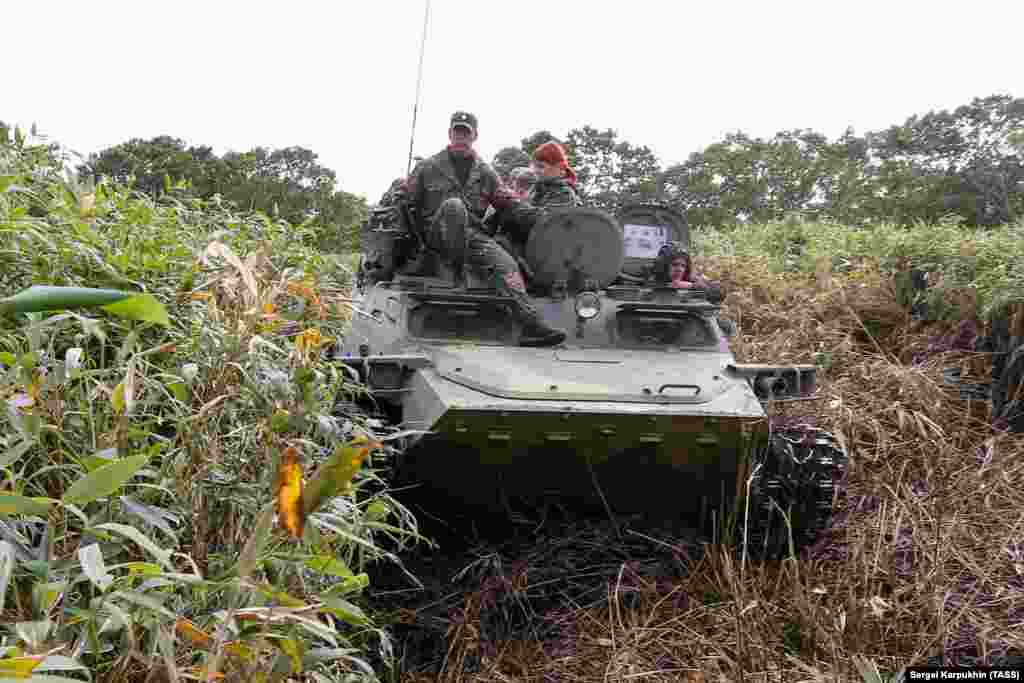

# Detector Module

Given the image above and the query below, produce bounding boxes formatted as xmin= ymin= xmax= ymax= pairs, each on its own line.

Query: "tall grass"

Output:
xmin=1 ymin=128 xmax=424 ymax=682
xmin=693 ymin=213 xmax=1024 ymax=319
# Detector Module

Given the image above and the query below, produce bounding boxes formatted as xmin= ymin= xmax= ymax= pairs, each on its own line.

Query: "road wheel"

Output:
xmin=744 ymin=424 xmax=847 ymax=559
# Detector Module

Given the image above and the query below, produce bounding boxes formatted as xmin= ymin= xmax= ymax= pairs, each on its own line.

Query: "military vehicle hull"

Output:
xmin=392 ymin=348 xmax=765 ymax=521
xmin=337 ymin=281 xmax=785 ymax=529
xmin=345 ymin=202 xmax=846 ymax=554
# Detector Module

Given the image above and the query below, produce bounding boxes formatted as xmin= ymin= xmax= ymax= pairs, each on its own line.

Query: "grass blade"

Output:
xmin=0 ymin=541 xmax=14 ymax=613
xmin=61 ymin=455 xmax=149 ymax=506
xmin=237 ymin=502 xmax=276 ymax=580
xmin=301 ymin=436 xmax=381 ymax=518
xmin=35 ymin=655 xmax=92 ymax=683
xmin=0 ymin=655 xmax=45 ymax=678
xmin=0 ymin=495 xmax=53 ymax=517
xmin=92 ymin=523 xmax=173 ymax=570
xmin=78 ymin=543 xmax=115 ymax=591
xmin=274 ymin=446 xmax=306 ymax=539
xmin=101 ymin=293 xmax=170 ymax=326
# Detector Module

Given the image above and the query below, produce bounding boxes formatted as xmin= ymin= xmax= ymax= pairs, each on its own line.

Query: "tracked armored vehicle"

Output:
xmin=342 ymin=201 xmax=846 ymax=556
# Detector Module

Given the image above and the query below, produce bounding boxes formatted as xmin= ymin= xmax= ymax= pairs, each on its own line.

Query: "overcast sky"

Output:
xmin=4 ymin=1 xmax=1021 ymax=202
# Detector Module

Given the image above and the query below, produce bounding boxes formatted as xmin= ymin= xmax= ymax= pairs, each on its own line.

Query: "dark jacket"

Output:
xmin=396 ymin=148 xmax=500 ymax=225
xmin=527 ymin=176 xmax=581 ymax=210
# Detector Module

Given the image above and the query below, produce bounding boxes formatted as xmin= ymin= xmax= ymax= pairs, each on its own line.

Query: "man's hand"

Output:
xmin=483 ymin=186 xmax=522 ymax=211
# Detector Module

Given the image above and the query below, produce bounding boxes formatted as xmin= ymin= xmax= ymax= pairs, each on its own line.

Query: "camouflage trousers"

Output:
xmin=429 ymin=197 xmax=543 ymax=327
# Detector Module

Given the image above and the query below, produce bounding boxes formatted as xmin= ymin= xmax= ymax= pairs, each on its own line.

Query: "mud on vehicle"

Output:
xmin=342 ymin=200 xmax=847 ymax=558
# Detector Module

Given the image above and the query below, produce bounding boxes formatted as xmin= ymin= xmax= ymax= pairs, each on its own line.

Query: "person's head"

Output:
xmin=656 ymin=241 xmax=691 ymax=282
xmin=669 ymin=254 xmax=690 ymax=282
xmin=509 ymin=166 xmax=537 ymax=195
xmin=532 ymin=142 xmax=577 ymax=184
xmin=448 ymin=111 xmax=478 ymax=152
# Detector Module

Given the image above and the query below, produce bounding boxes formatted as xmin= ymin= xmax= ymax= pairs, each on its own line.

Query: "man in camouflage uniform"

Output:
xmin=392 ymin=111 xmax=566 ymax=347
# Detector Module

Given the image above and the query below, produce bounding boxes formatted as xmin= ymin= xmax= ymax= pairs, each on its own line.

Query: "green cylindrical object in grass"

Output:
xmin=0 ymin=286 xmax=135 ymax=313
xmin=0 ymin=286 xmax=170 ymax=326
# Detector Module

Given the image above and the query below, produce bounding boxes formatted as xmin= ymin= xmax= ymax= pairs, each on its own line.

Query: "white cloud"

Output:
xmin=4 ymin=0 xmax=1021 ymax=203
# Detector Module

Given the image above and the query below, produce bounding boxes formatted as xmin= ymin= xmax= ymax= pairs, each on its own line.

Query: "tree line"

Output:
xmin=499 ymin=93 xmax=1023 ymax=229
xmin=67 ymin=136 xmax=368 ymax=249
xmin=5 ymin=92 xmax=1021 ymax=240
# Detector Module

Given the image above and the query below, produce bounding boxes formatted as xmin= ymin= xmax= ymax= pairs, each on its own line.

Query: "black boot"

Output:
xmin=519 ymin=319 xmax=567 ymax=347
xmin=491 ymin=261 xmax=566 ymax=347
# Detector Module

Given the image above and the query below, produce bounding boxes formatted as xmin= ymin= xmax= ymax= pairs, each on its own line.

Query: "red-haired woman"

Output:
xmin=487 ymin=141 xmax=581 ymax=248
xmin=527 ymin=141 xmax=581 ymax=209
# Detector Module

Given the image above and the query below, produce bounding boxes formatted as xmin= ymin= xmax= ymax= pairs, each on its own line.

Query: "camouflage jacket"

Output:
xmin=527 ymin=176 xmax=581 ymax=210
xmin=393 ymin=148 xmax=500 ymax=226
xmin=497 ymin=176 xmax=581 ymax=241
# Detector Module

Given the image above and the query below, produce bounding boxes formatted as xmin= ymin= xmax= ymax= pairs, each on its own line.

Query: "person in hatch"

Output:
xmin=655 ymin=242 xmax=723 ymax=300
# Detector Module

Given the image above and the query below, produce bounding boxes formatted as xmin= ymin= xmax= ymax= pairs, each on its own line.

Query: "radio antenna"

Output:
xmin=406 ymin=0 xmax=431 ymax=176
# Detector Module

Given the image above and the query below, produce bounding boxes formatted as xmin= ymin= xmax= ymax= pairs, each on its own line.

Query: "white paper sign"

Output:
xmin=622 ymin=223 xmax=670 ymax=259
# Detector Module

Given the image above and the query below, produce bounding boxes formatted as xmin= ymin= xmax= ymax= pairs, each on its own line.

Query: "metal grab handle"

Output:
xmin=658 ymin=383 xmax=701 ymax=395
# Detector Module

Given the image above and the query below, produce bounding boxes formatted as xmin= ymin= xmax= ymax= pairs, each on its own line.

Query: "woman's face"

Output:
xmin=669 ymin=256 xmax=689 ymax=281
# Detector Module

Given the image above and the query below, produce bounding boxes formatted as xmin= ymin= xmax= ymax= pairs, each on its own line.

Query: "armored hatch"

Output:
xmin=616 ymin=203 xmax=690 ymax=280
xmin=523 ymin=207 xmax=624 ymax=290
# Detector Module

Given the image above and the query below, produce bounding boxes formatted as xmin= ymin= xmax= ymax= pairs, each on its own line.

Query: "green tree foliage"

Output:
xmin=814 ymin=128 xmax=875 ymax=226
xmin=658 ymin=94 xmax=1023 ymax=228
xmin=520 ymin=130 xmax=562 ymax=157
xmin=867 ymin=94 xmax=1024 ymax=226
xmin=1011 ymin=129 xmax=1024 ymax=154
xmin=82 ymin=135 xmax=210 ymax=197
xmin=565 ymin=126 xmax=661 ymax=210
xmin=217 ymin=146 xmax=367 ymax=245
xmin=52 ymin=91 xmax=1024 ymax=244
xmin=80 ymin=136 xmax=368 ymax=251
xmin=662 ymin=130 xmax=849 ymax=226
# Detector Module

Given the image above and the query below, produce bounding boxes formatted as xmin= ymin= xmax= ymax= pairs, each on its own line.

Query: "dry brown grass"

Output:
xmin=397 ymin=257 xmax=1024 ymax=682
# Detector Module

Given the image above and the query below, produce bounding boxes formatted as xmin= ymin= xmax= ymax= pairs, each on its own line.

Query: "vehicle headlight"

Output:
xmin=574 ymin=292 xmax=602 ymax=320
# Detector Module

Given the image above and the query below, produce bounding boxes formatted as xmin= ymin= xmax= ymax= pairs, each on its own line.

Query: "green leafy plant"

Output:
xmin=1 ymin=124 xmax=421 ymax=682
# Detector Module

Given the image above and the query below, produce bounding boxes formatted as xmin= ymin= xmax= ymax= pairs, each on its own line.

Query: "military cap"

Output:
xmin=449 ymin=111 xmax=478 ymax=133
